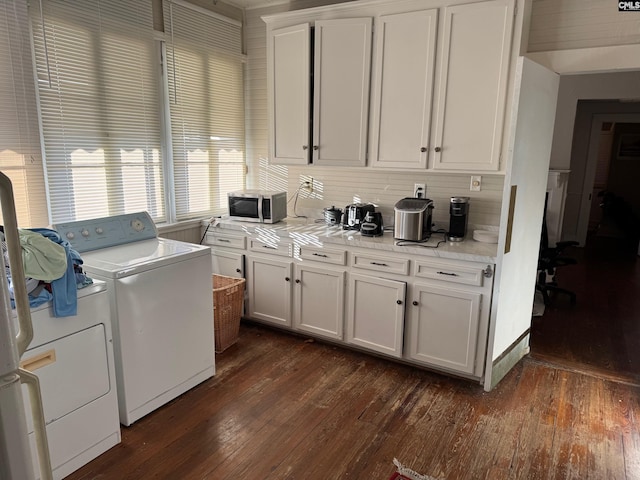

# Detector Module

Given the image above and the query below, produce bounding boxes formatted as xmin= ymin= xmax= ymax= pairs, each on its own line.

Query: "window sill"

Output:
xmin=157 ymin=218 xmax=206 ymax=235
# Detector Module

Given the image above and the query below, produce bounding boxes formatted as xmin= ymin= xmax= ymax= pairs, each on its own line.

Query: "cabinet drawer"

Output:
xmin=414 ymin=260 xmax=488 ymax=286
xmin=249 ymin=238 xmax=292 ymax=257
xmin=352 ymin=253 xmax=409 ymax=276
xmin=298 ymin=245 xmax=346 ymax=266
xmin=205 ymin=232 xmax=246 ymax=250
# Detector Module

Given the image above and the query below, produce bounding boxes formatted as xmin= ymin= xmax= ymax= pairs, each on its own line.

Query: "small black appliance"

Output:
xmin=360 ymin=211 xmax=384 ymax=237
xmin=343 ymin=203 xmax=375 ymax=230
xmin=448 ymin=196 xmax=470 ymax=242
xmin=323 ymin=206 xmax=343 ymax=226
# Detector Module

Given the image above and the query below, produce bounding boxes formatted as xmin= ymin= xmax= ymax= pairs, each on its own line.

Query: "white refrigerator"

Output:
xmin=0 ymin=173 xmax=52 ymax=480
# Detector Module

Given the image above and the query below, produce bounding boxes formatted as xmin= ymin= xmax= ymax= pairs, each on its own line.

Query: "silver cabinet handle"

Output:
xmin=420 ymin=147 xmax=427 ymax=152
xmin=371 ymin=262 xmax=388 ymax=267
xmin=483 ymin=265 xmax=494 ymax=278
xmin=302 ymin=145 xmax=308 ymax=150
xmin=263 ymin=245 xmax=276 ymax=249
xmin=218 ymin=239 xmax=230 ymax=243
xmin=313 ymin=145 xmax=319 ymax=151
xmin=434 ymin=146 xmax=442 ymax=152
xmin=437 ymin=271 xmax=458 ymax=276
xmin=312 ymin=253 xmax=328 ymax=258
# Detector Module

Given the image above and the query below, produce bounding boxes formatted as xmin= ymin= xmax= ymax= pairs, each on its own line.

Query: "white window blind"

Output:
xmin=0 ymin=0 xmax=49 ymax=228
xmin=30 ymin=0 xmax=165 ymax=224
xmin=164 ymin=0 xmax=246 ymax=220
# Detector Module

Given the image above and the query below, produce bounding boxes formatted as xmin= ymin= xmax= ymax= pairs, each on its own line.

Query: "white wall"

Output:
xmin=528 ymin=0 xmax=640 ymax=53
xmin=244 ymin=2 xmax=504 ymax=229
xmin=549 ymin=72 xmax=640 ymax=171
xmin=488 ymin=57 xmax=558 ymax=364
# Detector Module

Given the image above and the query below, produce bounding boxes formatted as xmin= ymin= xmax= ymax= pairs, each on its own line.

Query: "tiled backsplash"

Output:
xmin=250 ymin=160 xmax=504 ymax=229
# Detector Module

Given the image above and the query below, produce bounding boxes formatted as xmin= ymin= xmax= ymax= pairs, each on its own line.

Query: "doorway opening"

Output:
xmin=530 ymin=105 xmax=640 ymax=385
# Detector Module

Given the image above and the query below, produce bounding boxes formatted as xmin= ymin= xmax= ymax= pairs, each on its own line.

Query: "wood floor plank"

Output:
xmin=530 ymin=241 xmax=640 ymax=384
xmin=65 ymin=323 xmax=640 ymax=480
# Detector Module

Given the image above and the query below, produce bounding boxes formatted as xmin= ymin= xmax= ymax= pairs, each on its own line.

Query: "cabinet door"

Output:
xmin=407 ymin=283 xmax=481 ymax=375
xmin=369 ymin=10 xmax=438 ymax=169
xmin=246 ymin=256 xmax=292 ymax=327
xmin=346 ymin=273 xmax=405 ymax=358
xmin=293 ymin=264 xmax=345 ymax=340
xmin=313 ymin=18 xmax=372 ymax=167
xmin=267 ymin=23 xmax=311 ymax=165
xmin=211 ymin=249 xmax=243 ymax=278
xmin=431 ymin=0 xmax=514 ymax=171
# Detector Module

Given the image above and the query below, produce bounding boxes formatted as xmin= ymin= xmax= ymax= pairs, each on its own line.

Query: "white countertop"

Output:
xmin=207 ymin=217 xmax=498 ymax=264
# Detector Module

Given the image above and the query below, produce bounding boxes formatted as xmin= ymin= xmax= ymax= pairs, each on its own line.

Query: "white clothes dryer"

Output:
xmin=55 ymin=213 xmax=214 ymax=426
xmin=19 ymin=280 xmax=121 ymax=479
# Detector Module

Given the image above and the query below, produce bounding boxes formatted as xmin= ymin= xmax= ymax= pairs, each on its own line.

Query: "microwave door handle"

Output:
xmin=257 ymin=195 xmax=264 ymax=222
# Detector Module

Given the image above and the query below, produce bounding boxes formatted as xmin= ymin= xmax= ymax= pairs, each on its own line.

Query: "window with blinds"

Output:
xmin=27 ymin=0 xmax=246 ymax=225
xmin=30 ymin=0 xmax=165 ymax=224
xmin=0 ymin=0 xmax=49 ymax=227
xmin=164 ymin=0 xmax=246 ymax=220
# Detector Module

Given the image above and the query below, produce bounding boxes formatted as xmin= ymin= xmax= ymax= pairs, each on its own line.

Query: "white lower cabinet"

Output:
xmin=406 ymin=282 xmax=484 ymax=376
xmin=293 ymin=264 xmax=345 ymax=340
xmin=205 ymin=231 xmax=246 ymax=278
xmin=238 ymin=227 xmax=494 ymax=381
xmin=211 ymin=248 xmax=244 ymax=278
xmin=246 ymin=256 xmax=293 ymax=327
xmin=346 ymin=273 xmax=406 ymax=358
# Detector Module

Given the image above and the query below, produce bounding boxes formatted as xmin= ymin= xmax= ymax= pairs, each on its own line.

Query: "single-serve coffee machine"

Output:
xmin=448 ymin=197 xmax=470 ymax=241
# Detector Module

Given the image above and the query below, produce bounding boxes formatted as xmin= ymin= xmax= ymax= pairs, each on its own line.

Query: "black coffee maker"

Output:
xmin=448 ymin=197 xmax=470 ymax=242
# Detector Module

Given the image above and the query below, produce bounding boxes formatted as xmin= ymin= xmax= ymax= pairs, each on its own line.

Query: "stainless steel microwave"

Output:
xmin=227 ymin=190 xmax=287 ymax=224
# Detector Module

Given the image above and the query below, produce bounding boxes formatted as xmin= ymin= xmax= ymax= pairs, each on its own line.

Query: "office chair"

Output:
xmin=536 ymin=194 xmax=578 ymax=306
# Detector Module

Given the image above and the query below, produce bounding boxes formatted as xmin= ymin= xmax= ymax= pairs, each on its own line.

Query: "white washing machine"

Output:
xmin=55 ymin=212 xmax=214 ymax=426
xmin=19 ymin=280 xmax=121 ymax=479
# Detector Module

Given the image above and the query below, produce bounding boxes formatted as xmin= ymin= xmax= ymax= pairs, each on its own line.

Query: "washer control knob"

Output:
xmin=131 ymin=219 xmax=145 ymax=232
xmin=95 ymin=227 xmax=104 ymax=234
xmin=66 ymin=232 xmax=75 ymax=240
xmin=81 ymin=229 xmax=90 ymax=237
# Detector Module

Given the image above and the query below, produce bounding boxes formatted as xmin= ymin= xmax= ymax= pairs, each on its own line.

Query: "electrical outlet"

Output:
xmin=414 ymin=183 xmax=426 ymax=197
xmin=303 ymin=177 xmax=314 ymax=193
xmin=470 ymin=176 xmax=482 ymax=192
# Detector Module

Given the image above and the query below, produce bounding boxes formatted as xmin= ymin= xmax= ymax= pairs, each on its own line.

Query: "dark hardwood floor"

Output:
xmin=530 ymin=234 xmax=640 ymax=384
xmin=67 ymin=322 xmax=640 ymax=480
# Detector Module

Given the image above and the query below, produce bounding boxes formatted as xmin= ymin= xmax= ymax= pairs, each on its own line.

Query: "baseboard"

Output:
xmin=485 ymin=331 xmax=530 ymax=391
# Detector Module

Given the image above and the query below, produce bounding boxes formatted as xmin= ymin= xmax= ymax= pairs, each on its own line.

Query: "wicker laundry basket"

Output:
xmin=212 ymin=274 xmax=245 ymax=353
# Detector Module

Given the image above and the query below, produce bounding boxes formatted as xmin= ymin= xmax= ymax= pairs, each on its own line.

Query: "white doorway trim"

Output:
xmin=576 ymin=113 xmax=640 ymax=245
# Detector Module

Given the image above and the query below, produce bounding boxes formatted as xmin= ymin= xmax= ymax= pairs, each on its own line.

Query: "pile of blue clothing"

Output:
xmin=2 ymin=227 xmax=93 ymax=317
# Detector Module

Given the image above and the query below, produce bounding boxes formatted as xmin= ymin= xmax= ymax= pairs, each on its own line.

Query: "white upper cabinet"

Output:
xmin=265 ymin=0 xmax=517 ymax=172
xmin=431 ymin=0 xmax=515 ymax=171
xmin=369 ymin=10 xmax=438 ymax=170
xmin=267 ymin=18 xmax=372 ymax=166
xmin=312 ymin=18 xmax=372 ymax=167
xmin=267 ymin=23 xmax=311 ymax=165
xmin=370 ymin=0 xmax=514 ymax=172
